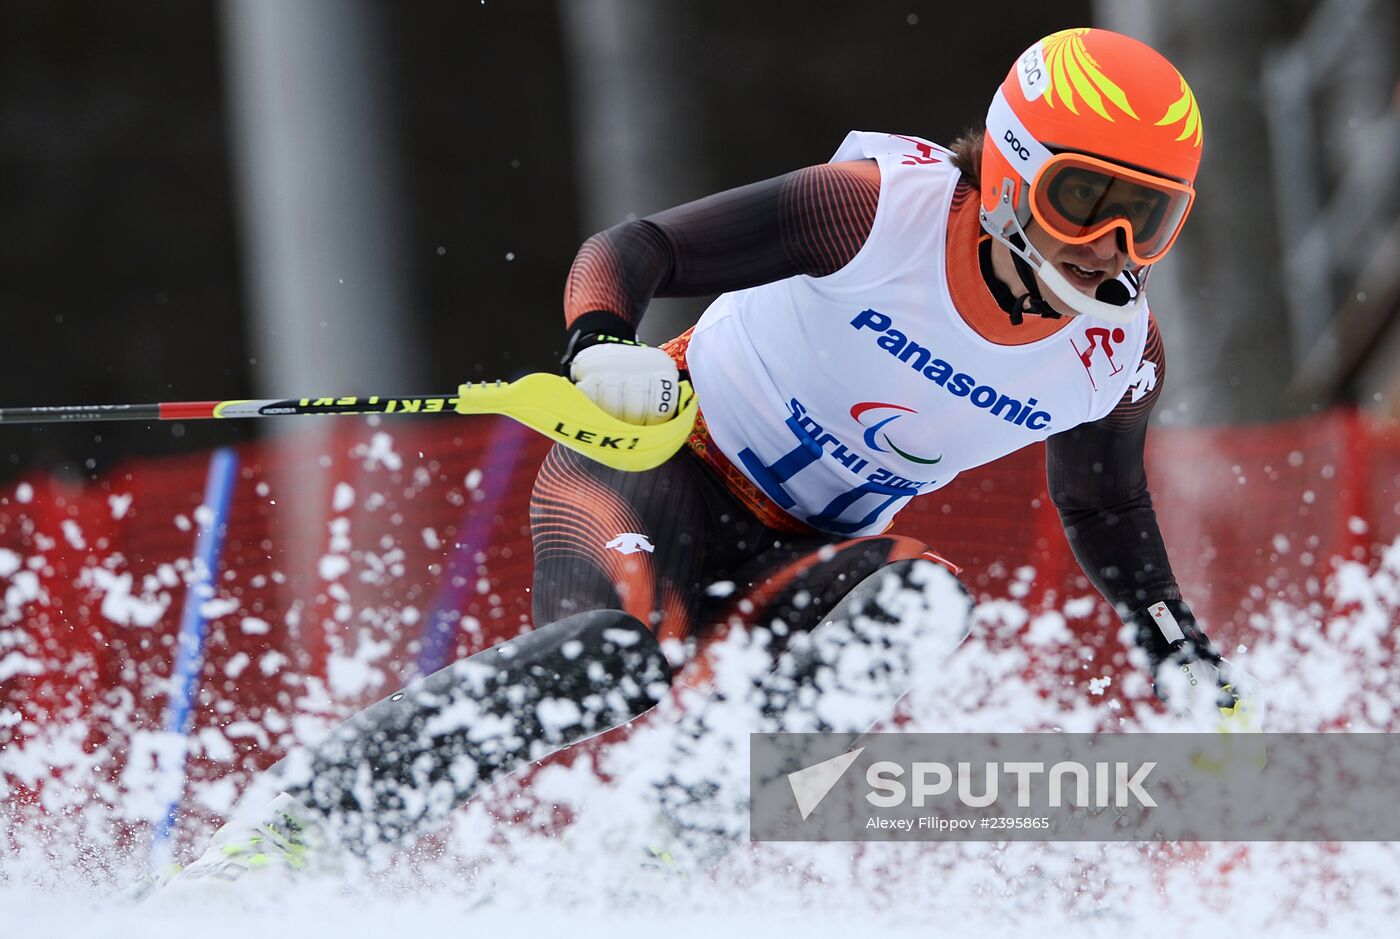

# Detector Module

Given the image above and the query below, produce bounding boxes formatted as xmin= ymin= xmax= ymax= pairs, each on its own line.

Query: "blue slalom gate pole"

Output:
xmin=147 ymin=447 xmax=239 ymax=873
xmin=415 ymin=419 xmax=530 ymax=677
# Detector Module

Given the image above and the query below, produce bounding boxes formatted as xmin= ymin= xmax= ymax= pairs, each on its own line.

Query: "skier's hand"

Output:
xmin=565 ymin=333 xmax=680 ymax=426
xmin=1129 ymin=599 xmax=1265 ymax=731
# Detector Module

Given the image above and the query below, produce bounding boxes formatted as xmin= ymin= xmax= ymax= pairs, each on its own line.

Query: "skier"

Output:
xmin=157 ymin=27 xmax=1250 ymax=887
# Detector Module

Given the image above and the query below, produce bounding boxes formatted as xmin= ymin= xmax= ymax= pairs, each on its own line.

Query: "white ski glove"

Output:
xmin=567 ymin=336 xmax=680 ymax=426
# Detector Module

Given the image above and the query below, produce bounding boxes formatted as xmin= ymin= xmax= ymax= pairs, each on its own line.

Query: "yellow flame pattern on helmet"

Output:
xmin=1041 ymin=28 xmax=1139 ymax=122
xmin=1155 ymin=76 xmax=1204 ymax=147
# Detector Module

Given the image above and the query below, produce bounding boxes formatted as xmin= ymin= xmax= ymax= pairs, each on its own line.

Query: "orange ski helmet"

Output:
xmin=980 ymin=28 xmax=1204 ymax=267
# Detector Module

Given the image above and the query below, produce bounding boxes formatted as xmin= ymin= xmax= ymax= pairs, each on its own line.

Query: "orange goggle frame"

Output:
xmin=1028 ymin=152 xmax=1195 ymax=267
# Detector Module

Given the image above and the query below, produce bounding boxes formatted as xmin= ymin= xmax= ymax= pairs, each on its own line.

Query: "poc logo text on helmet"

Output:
xmin=1002 ymin=129 xmax=1031 ymax=162
xmin=1017 ymin=44 xmax=1049 ymax=100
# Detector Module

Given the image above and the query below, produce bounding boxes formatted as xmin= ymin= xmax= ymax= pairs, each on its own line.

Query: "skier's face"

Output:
xmin=1025 ymin=219 xmax=1128 ymax=305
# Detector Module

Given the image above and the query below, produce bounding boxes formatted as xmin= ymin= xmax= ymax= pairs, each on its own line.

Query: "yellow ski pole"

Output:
xmin=0 ymin=374 xmax=700 ymax=472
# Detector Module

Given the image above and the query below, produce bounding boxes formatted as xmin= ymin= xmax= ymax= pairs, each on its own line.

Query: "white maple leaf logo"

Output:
xmin=605 ymin=533 xmax=655 ymax=556
xmin=1129 ymin=360 xmax=1158 ymax=403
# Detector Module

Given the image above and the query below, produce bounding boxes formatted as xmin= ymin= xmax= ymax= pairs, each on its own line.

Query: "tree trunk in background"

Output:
xmin=557 ymin=0 xmax=711 ymax=343
xmin=220 ymin=0 xmax=419 ymax=619
xmin=1094 ymin=0 xmax=1293 ymax=425
xmin=220 ymin=0 xmax=417 ymax=397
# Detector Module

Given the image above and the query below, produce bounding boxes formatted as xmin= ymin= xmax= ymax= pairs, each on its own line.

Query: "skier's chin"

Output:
xmin=1032 ymin=275 xmax=1091 ymax=317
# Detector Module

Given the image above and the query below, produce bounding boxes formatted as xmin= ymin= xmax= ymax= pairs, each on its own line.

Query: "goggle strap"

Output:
xmin=986 ymin=88 xmax=1055 ymax=182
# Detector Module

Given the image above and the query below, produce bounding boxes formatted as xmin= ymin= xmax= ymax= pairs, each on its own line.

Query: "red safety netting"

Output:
xmin=3 ymin=407 xmax=1399 ymax=824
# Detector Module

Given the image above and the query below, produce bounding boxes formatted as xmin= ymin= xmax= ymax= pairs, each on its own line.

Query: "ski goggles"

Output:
xmin=1027 ymin=152 xmax=1194 ymax=266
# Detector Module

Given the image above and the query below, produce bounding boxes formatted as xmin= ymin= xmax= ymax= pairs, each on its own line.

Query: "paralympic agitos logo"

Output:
xmin=850 ymin=402 xmax=942 ymax=465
